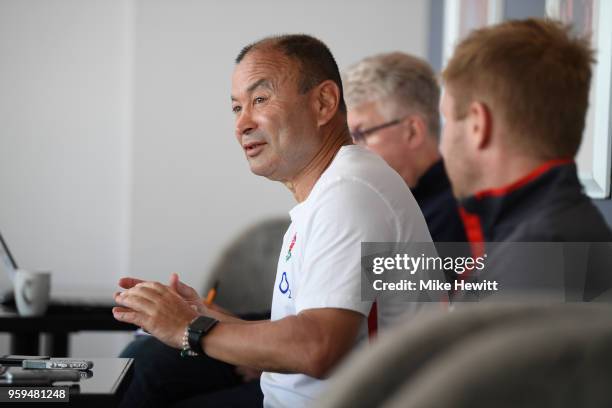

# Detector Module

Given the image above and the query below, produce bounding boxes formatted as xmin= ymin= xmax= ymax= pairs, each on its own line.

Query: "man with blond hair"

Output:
xmin=439 ymin=18 xmax=612 ymax=301
xmin=343 ymin=52 xmax=466 ymax=244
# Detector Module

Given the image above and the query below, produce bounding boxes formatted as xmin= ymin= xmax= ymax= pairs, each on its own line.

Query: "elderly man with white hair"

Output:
xmin=343 ymin=52 xmax=466 ymax=244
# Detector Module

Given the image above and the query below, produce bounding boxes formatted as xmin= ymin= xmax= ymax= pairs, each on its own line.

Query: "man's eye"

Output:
xmin=253 ymin=97 xmax=267 ymax=104
xmin=232 ymin=105 xmax=242 ymax=114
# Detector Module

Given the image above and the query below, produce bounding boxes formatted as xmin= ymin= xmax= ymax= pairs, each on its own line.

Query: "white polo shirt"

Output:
xmin=260 ymin=145 xmax=433 ymax=407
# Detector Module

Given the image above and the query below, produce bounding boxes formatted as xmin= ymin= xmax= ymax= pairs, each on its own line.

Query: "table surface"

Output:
xmin=0 ymin=358 xmax=133 ymax=407
xmin=55 ymin=358 xmax=133 ymax=396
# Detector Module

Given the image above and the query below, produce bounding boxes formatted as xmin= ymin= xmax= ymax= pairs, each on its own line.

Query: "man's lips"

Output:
xmin=243 ymin=142 xmax=267 ymax=157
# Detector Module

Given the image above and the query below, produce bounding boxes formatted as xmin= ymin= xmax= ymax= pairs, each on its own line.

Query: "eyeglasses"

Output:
xmin=350 ymin=117 xmax=406 ymax=144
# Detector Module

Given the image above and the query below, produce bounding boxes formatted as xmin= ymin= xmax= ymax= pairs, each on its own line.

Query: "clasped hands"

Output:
xmin=113 ymin=273 xmax=207 ymax=349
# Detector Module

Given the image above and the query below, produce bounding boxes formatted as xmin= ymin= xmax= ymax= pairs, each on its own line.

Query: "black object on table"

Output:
xmin=0 ymin=304 xmax=136 ymax=356
xmin=0 ymin=357 xmax=134 ymax=407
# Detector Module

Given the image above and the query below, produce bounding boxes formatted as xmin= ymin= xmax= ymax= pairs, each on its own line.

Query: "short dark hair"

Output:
xmin=236 ymin=34 xmax=347 ymax=113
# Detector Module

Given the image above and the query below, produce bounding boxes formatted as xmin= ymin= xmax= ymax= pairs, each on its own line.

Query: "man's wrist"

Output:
xmin=180 ymin=317 xmax=199 ymax=357
xmin=184 ymin=316 xmax=218 ymax=356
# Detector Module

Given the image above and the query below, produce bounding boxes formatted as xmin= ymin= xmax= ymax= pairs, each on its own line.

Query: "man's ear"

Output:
xmin=403 ymin=116 xmax=427 ymax=149
xmin=313 ymin=80 xmax=341 ymax=127
xmin=466 ymin=101 xmax=493 ymax=150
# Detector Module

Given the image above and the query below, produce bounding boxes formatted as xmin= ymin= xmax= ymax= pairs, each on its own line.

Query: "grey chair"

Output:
xmin=383 ymin=312 xmax=612 ymax=408
xmin=316 ymin=302 xmax=612 ymax=408
xmin=205 ymin=217 xmax=290 ymax=316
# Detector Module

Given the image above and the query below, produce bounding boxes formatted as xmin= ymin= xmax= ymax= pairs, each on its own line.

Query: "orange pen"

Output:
xmin=205 ymin=281 xmax=219 ymax=306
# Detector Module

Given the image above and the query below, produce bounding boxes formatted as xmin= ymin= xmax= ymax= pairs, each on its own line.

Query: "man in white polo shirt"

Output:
xmin=113 ymin=34 xmax=434 ymax=407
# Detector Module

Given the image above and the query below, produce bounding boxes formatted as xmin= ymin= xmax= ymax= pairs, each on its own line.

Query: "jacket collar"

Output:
xmin=459 ymin=158 xmax=577 ymax=244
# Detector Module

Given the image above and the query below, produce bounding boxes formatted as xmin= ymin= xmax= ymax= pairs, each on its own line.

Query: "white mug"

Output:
xmin=13 ymin=270 xmax=51 ymax=316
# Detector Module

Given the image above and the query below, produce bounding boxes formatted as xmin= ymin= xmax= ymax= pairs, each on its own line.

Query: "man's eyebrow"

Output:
xmin=247 ymin=78 xmax=273 ymax=93
xmin=231 ymin=78 xmax=274 ymax=102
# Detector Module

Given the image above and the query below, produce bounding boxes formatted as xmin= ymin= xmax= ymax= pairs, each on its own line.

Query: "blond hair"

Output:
xmin=442 ymin=18 xmax=595 ymax=159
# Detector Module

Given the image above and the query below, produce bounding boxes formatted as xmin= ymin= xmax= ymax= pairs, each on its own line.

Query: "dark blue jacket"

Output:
xmin=412 ymin=160 xmax=467 ymax=243
xmin=455 ymin=160 xmax=612 ymax=301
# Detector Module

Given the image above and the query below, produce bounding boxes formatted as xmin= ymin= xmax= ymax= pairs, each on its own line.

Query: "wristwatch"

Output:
xmin=187 ymin=316 xmax=219 ymax=355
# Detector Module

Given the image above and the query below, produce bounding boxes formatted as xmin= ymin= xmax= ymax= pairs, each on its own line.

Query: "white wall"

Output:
xmin=0 ymin=0 xmax=428 ymax=356
xmin=0 ymin=0 xmax=133 ymax=355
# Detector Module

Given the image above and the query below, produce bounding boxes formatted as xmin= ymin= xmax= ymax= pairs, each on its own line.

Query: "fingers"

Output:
xmin=175 ymin=278 xmax=200 ymax=300
xmin=113 ymin=283 xmax=199 ymax=349
xmin=115 ymin=286 xmax=158 ymax=312
xmin=119 ymin=277 xmax=171 ymax=296
xmin=118 ymin=277 xmax=145 ymax=289
xmin=168 ymin=272 xmax=179 ymax=291
xmin=113 ymin=285 xmax=163 ymax=330
xmin=113 ymin=308 xmax=145 ymax=327
xmin=137 ymin=281 xmax=169 ymax=295
xmin=169 ymin=273 xmax=195 ymax=298
xmin=121 ymin=274 xmax=197 ymax=301
xmin=176 ymin=281 xmax=197 ymax=298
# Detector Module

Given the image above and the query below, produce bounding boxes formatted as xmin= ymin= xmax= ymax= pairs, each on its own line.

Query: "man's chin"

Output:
xmin=248 ymin=160 xmax=272 ymax=178
xmin=249 ymin=163 xmax=285 ymax=183
xmin=249 ymin=166 xmax=267 ymax=177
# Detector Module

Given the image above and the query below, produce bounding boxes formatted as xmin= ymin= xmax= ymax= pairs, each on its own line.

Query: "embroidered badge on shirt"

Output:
xmin=285 ymin=233 xmax=297 ymax=262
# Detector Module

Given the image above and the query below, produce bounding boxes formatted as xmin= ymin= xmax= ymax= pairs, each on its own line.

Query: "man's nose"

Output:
xmin=235 ymin=107 xmax=257 ymax=137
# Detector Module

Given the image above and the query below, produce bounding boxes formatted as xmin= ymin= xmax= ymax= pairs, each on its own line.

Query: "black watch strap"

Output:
xmin=187 ymin=316 xmax=218 ymax=355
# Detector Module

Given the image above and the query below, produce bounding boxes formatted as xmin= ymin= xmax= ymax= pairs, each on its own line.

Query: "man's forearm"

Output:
xmin=113 ymin=281 xmax=364 ymax=379
xmin=198 ymin=302 xmax=263 ymax=324
xmin=201 ymin=315 xmax=327 ymax=377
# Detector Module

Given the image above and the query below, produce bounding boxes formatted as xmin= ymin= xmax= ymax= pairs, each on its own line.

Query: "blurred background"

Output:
xmin=1 ymin=0 xmax=609 ymax=356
